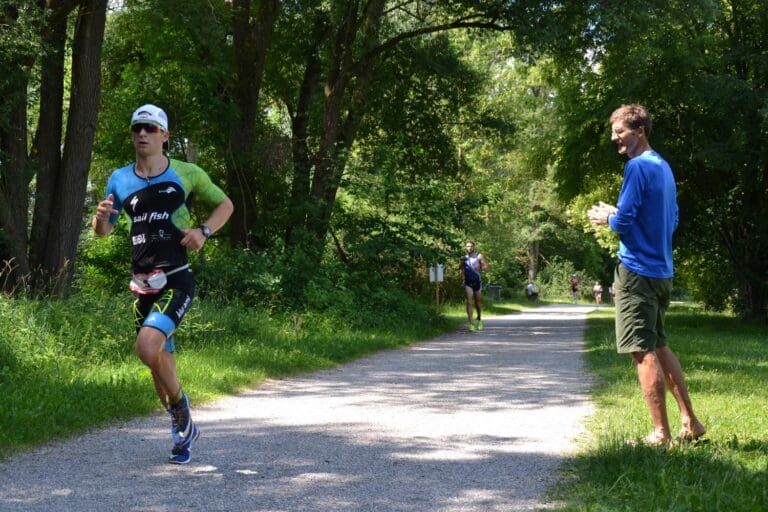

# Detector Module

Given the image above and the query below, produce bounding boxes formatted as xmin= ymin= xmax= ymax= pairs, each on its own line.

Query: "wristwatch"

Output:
xmin=199 ymin=224 xmax=212 ymax=239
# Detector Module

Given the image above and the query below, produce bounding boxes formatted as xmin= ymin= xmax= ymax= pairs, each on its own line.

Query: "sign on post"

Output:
xmin=429 ymin=263 xmax=444 ymax=314
xmin=429 ymin=263 xmax=444 ymax=283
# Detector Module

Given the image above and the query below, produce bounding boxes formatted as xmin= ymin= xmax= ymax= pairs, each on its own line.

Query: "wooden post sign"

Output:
xmin=429 ymin=263 xmax=444 ymax=314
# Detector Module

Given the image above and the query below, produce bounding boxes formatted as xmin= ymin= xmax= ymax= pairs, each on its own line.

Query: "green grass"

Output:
xmin=551 ymin=305 xmax=768 ymax=511
xmin=0 ymin=292 xmax=529 ymax=460
xmin=439 ymin=295 xmax=531 ymax=321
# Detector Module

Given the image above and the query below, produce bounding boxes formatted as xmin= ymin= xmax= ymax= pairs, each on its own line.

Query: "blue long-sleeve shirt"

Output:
xmin=607 ymin=150 xmax=679 ymax=279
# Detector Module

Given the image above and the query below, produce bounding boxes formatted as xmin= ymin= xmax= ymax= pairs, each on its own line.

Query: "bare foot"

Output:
xmin=626 ymin=432 xmax=672 ymax=447
xmin=678 ymin=420 xmax=706 ymax=441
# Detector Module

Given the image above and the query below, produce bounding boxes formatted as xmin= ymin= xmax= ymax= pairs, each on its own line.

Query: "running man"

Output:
xmin=593 ymin=281 xmax=603 ymax=304
xmin=93 ymin=104 xmax=233 ymax=463
xmin=569 ymin=274 xmax=581 ymax=303
xmin=459 ymin=241 xmax=489 ymax=331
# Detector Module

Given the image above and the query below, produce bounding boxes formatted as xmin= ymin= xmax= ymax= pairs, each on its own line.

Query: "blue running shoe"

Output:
xmin=169 ymin=423 xmax=199 ymax=464
xmin=169 ymin=392 xmax=199 ymax=449
xmin=169 ymin=443 xmax=193 ymax=465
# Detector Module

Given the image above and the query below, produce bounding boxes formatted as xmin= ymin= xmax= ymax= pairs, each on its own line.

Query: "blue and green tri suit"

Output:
xmin=104 ymin=158 xmax=227 ymax=351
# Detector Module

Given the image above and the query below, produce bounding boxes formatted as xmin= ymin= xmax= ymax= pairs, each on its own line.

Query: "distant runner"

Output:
xmin=592 ymin=282 xmax=603 ymax=304
xmin=459 ymin=241 xmax=489 ymax=331
xmin=569 ymin=274 xmax=581 ymax=304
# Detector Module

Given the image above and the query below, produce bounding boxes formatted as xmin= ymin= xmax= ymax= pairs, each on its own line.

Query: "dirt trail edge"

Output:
xmin=0 ymin=304 xmax=596 ymax=512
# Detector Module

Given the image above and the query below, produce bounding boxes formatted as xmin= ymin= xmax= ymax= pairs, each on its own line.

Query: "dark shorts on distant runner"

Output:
xmin=464 ymin=279 xmax=482 ymax=293
xmin=613 ymin=262 xmax=672 ymax=354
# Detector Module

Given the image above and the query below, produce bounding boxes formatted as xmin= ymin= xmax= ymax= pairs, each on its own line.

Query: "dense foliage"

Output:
xmin=1 ymin=1 xmax=765 ymax=319
xmin=522 ymin=0 xmax=768 ymax=320
xmin=90 ymin=1 xmax=601 ymax=306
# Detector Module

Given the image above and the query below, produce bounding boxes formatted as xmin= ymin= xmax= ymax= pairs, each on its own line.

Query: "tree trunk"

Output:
xmin=527 ymin=240 xmax=540 ymax=282
xmin=729 ymin=156 xmax=768 ymax=322
xmin=227 ymin=0 xmax=279 ymax=247
xmin=285 ymin=13 xmax=327 ymax=249
xmin=0 ymin=90 xmax=32 ymax=289
xmin=28 ymin=5 xmax=68 ymax=285
xmin=30 ymin=0 xmax=106 ymax=296
xmin=719 ymin=15 xmax=768 ymax=321
xmin=302 ymin=0 xmax=385 ymax=252
xmin=0 ymin=4 xmax=36 ymax=290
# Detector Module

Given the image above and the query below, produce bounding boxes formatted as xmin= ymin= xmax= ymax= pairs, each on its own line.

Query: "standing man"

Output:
xmin=93 ymin=104 xmax=233 ymax=463
xmin=459 ymin=241 xmax=489 ymax=331
xmin=588 ymin=104 xmax=705 ymax=445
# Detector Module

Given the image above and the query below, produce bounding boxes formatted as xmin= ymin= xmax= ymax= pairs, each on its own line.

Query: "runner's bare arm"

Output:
xmin=479 ymin=254 xmax=489 ymax=272
xmin=180 ymin=196 xmax=234 ymax=251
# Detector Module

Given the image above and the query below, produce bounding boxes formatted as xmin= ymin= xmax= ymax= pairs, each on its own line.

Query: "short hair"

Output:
xmin=610 ymin=104 xmax=652 ymax=137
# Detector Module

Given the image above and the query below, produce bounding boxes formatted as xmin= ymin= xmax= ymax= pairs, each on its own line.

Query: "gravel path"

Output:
xmin=0 ymin=304 xmax=596 ymax=511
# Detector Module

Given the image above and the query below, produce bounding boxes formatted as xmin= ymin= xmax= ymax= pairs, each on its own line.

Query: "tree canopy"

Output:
xmin=526 ymin=0 xmax=768 ymax=319
xmin=0 ymin=0 xmax=765 ymax=321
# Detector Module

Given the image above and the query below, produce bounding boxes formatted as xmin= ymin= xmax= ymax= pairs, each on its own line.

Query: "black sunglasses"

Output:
xmin=131 ymin=123 xmax=161 ymax=134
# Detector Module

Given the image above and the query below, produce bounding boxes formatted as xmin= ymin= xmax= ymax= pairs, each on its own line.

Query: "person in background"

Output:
xmin=569 ymin=274 xmax=581 ymax=303
xmin=93 ymin=104 xmax=234 ymax=463
xmin=526 ymin=282 xmax=539 ymax=301
xmin=588 ymin=103 xmax=705 ymax=446
xmin=593 ymin=281 xmax=603 ymax=304
xmin=459 ymin=241 xmax=489 ymax=331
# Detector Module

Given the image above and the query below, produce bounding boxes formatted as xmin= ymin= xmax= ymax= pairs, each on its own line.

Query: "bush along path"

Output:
xmin=0 ymin=304 xmax=596 ymax=512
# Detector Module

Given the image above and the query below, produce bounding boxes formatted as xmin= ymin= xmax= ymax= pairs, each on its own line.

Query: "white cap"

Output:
xmin=130 ymin=104 xmax=169 ymax=132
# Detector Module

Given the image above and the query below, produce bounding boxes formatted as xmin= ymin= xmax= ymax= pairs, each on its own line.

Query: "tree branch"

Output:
xmin=355 ymin=17 xmax=511 ymax=72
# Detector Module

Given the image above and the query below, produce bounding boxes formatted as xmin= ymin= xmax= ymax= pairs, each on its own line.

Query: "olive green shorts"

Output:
xmin=613 ymin=262 xmax=672 ymax=354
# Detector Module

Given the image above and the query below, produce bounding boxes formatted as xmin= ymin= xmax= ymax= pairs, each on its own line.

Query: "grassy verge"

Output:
xmin=552 ymin=305 xmax=768 ymax=511
xmin=0 ymin=293 xmax=528 ymax=460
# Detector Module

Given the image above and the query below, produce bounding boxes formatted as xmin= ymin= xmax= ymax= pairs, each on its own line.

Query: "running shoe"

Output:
xmin=468 ymin=323 xmax=475 ymax=332
xmin=169 ymin=392 xmax=199 ymax=449
xmin=169 ymin=441 xmax=196 ymax=465
xmin=167 ymin=418 xmax=200 ymax=465
xmin=477 ymin=320 xmax=484 ymax=331
xmin=169 ymin=444 xmax=190 ymax=464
